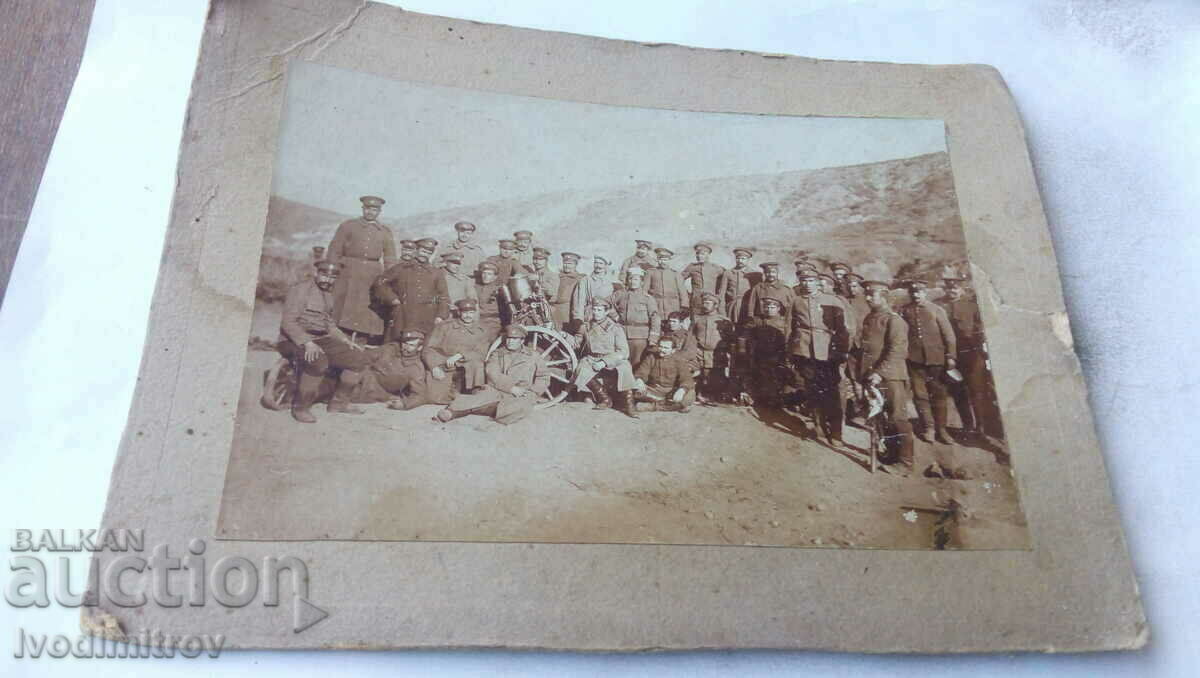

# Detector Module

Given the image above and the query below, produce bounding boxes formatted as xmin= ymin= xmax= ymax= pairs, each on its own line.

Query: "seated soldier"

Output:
xmin=422 ymin=299 xmax=491 ymax=397
xmin=663 ymin=310 xmax=701 ymax=375
xmin=434 ymin=325 xmax=550 ymax=425
xmin=277 ymin=260 xmax=373 ymax=423
xmin=351 ymin=330 xmax=454 ymax=410
xmin=572 ymin=297 xmax=638 ymax=419
xmin=632 ymin=335 xmax=696 ymax=413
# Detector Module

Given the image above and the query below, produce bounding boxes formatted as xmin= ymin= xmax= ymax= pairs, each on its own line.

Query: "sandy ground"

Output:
xmin=217 ymin=348 xmax=1028 ymax=550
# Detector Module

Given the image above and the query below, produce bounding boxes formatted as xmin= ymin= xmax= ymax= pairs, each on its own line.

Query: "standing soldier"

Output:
xmin=842 ymin=272 xmax=871 ymax=420
xmin=900 ymin=279 xmax=957 ymax=444
xmin=742 ymin=296 xmax=791 ymax=407
xmin=691 ymin=291 xmax=734 ymax=402
xmin=829 ymin=262 xmax=853 ymax=296
xmin=646 ymin=245 xmax=688 ymax=319
xmin=719 ymin=246 xmax=760 ymax=326
xmin=443 ymin=221 xmax=485 ymax=276
xmin=474 ymin=261 xmax=506 ymax=340
xmin=682 ymin=241 xmax=726 ymax=314
xmin=485 ymin=239 xmax=522 ymax=282
xmin=513 ymin=230 xmax=536 ymax=269
xmin=788 ymin=269 xmax=851 ymax=447
xmin=440 ymin=252 xmax=477 ymax=307
xmin=747 ymin=262 xmax=795 ymax=323
xmin=423 ymin=298 xmax=491 ymax=397
xmin=434 ymin=324 xmax=550 ymax=426
xmin=570 ymin=255 xmax=616 ymax=330
xmin=572 ymin=297 xmax=639 ymax=418
xmin=818 ymin=273 xmax=839 ymax=297
xmin=530 ymin=247 xmax=559 ymax=306
xmin=277 ymin=260 xmax=373 ymax=423
xmin=856 ymin=280 xmax=915 ymax=475
xmin=397 ymin=239 xmax=417 ymax=264
xmin=326 ymin=195 xmax=396 ymax=342
xmin=619 ymin=239 xmax=656 ymax=282
xmin=938 ymin=273 xmax=999 ymax=440
xmin=552 ymin=252 xmax=584 ymax=331
xmin=609 ymin=265 xmax=660 ymax=368
xmin=373 ymin=237 xmax=449 ymax=342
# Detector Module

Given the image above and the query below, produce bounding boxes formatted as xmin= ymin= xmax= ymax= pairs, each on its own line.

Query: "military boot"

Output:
xmin=932 ymin=399 xmax=952 ymax=444
xmin=291 ymin=374 xmax=321 ymax=424
xmin=327 ymin=374 xmax=365 ymax=415
xmin=618 ymin=391 xmax=639 ymax=419
xmin=589 ymin=381 xmax=612 ymax=410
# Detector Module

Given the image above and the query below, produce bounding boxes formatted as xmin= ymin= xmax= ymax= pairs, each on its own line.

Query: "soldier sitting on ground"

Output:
xmin=632 ymin=336 xmax=696 ymax=413
xmin=350 ymin=330 xmax=454 ymax=411
xmin=434 ymin=325 xmax=550 ymax=426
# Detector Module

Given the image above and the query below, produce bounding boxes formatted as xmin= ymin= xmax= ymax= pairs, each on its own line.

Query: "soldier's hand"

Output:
xmin=946 ymin=358 xmax=957 ymax=369
xmin=303 ymin=341 xmax=323 ymax=363
xmin=431 ymin=366 xmax=447 ymax=380
xmin=446 ymin=353 xmax=463 ymax=367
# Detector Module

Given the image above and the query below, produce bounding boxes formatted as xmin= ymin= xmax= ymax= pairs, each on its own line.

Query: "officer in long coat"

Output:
xmin=435 ymin=324 xmax=550 ymax=426
xmin=326 ymin=195 xmax=396 ymax=339
xmin=788 ymin=269 xmax=851 ymax=446
xmin=552 ymin=252 xmax=584 ymax=331
xmin=682 ymin=241 xmax=726 ymax=314
xmin=856 ymin=280 xmax=915 ymax=473
xmin=718 ymin=247 xmax=760 ymax=326
xmin=609 ymin=265 xmax=661 ymax=368
xmin=373 ymin=237 xmax=450 ymax=342
xmin=646 ymin=246 xmax=688 ymax=318
xmin=900 ymin=279 xmax=957 ymax=444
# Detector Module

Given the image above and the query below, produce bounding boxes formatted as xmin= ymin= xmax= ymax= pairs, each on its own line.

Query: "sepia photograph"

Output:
xmin=216 ymin=60 xmax=1026 ymax=550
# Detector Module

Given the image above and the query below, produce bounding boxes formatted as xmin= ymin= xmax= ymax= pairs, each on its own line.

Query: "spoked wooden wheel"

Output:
xmin=487 ymin=325 xmax=578 ymax=409
xmin=260 ymin=357 xmax=296 ymax=411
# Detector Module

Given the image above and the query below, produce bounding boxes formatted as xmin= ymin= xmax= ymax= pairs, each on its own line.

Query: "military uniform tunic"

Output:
xmin=484 ymin=254 xmax=522 ymax=283
xmin=552 ymin=272 xmax=584 ymax=329
xmin=682 ymin=261 xmax=726 ymax=313
xmin=443 ymin=269 xmax=478 ymax=306
xmin=646 ymin=265 xmax=688 ymax=317
xmin=618 ymin=253 xmax=657 ymax=282
xmin=900 ymin=300 xmax=957 ymax=436
xmin=610 ymin=288 xmax=661 ymax=367
xmin=718 ymin=267 xmax=761 ymax=326
xmin=938 ymin=295 xmax=997 ymax=435
xmin=373 ymin=260 xmax=451 ymax=341
xmin=422 ymin=319 xmax=491 ymax=391
xmin=573 ymin=316 xmax=636 ymax=391
xmin=570 ymin=274 xmax=616 ymax=324
xmin=445 ymin=345 xmax=550 ymax=425
xmin=746 ymin=280 xmax=795 ymax=322
xmin=856 ymin=308 xmax=915 ymax=466
xmin=475 ymin=280 xmax=506 ymax=339
xmin=442 ymin=239 xmax=486 ymax=277
xmin=326 ymin=217 xmax=397 ymax=335
xmin=634 ymin=349 xmax=696 ymax=406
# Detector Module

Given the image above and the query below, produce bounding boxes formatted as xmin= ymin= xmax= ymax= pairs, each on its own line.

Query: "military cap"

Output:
xmin=819 ymin=273 xmax=837 ymax=285
xmin=761 ymin=296 xmax=785 ymax=308
xmin=561 ymin=251 xmax=581 ymax=262
xmin=478 ymin=260 xmax=499 ymax=273
xmin=399 ymin=329 xmax=426 ymax=342
xmin=453 ymin=221 xmax=476 ymax=232
xmin=626 ymin=265 xmax=646 ymax=277
xmin=830 ymin=262 xmax=852 ymax=273
xmin=862 ymin=280 xmax=892 ymax=293
xmin=399 ymin=239 xmax=417 ymax=248
xmin=498 ymin=239 xmax=517 ymax=249
xmin=759 ymin=261 xmax=780 ymax=271
xmin=845 ymin=272 xmax=865 ymax=283
xmin=654 ymin=246 xmax=675 ymax=257
xmin=314 ymin=260 xmax=340 ymax=272
xmin=359 ymin=195 xmax=386 ymax=207
xmin=455 ymin=298 xmax=479 ymax=311
xmin=589 ymin=297 xmax=613 ymax=309
xmin=700 ymin=291 xmax=721 ymax=303
xmin=311 ymin=246 xmax=326 ymax=257
xmin=503 ymin=325 xmax=528 ymax=339
xmin=513 ymin=230 xmax=534 ymax=240
xmin=532 ymin=247 xmax=551 ymax=258
xmin=794 ymin=260 xmax=818 ymax=271
xmin=732 ymin=247 xmax=754 ymax=258
xmin=593 ymin=254 xmax=610 ymax=266
xmin=441 ymin=252 xmax=464 ymax=264
xmin=796 ymin=268 xmax=820 ymax=280
xmin=416 ymin=238 xmax=438 ymax=249
xmin=902 ymin=279 xmax=930 ymax=291
xmin=635 ymin=239 xmax=653 ymax=247
xmin=943 ymin=272 xmax=968 ymax=284
xmin=693 ymin=241 xmax=714 ymax=253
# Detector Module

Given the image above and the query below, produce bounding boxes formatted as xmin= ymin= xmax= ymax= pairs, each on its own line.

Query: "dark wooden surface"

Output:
xmin=0 ymin=0 xmax=96 ymax=306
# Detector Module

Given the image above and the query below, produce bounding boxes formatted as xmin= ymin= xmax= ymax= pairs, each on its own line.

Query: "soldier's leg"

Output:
xmin=460 ymin=355 xmax=486 ymax=391
xmin=281 ymin=341 xmax=329 ymax=423
xmin=949 ymin=354 xmax=976 ymax=432
xmin=907 ymin=361 xmax=933 ymax=440
xmin=328 ymin=369 xmax=365 ymax=414
xmin=627 ymin=339 xmax=647 ymax=370
xmin=495 ymin=394 xmax=537 ymax=425
xmin=881 ymin=380 xmax=915 ymax=469
xmin=573 ymin=361 xmax=599 ymax=391
xmin=926 ymin=366 xmax=951 ymax=443
xmin=816 ymin=361 xmax=844 ymax=443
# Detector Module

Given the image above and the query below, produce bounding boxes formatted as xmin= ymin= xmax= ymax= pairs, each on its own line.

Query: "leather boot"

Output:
xmin=589 ymin=380 xmax=611 ymax=410
xmin=291 ymin=374 xmax=321 ymax=423
xmin=618 ymin=391 xmax=639 ymax=419
xmin=914 ymin=399 xmax=934 ymax=442
xmin=932 ymin=399 xmax=952 ymax=444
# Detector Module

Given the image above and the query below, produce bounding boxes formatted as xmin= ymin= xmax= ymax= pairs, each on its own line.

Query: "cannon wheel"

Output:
xmin=260 ymin=357 xmax=296 ymax=411
xmin=487 ymin=325 xmax=578 ymax=409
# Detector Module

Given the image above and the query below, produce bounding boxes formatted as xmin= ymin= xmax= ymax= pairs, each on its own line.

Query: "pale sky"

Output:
xmin=273 ymin=61 xmax=946 ymax=218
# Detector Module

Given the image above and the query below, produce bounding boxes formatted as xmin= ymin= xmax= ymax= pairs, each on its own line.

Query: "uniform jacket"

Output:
xmin=667 ymin=328 xmax=701 ymax=372
xmin=532 ymin=267 xmax=560 ymax=304
xmin=846 ymin=295 xmax=871 ymax=348
xmin=901 ymin=301 xmax=956 ymax=365
xmin=619 ymin=253 xmax=657 ymax=282
xmin=279 ymin=279 xmax=335 ymax=345
xmin=422 ymin=319 xmax=491 ymax=370
xmin=369 ymin=344 xmax=429 ymax=395
xmin=373 ymin=260 xmax=451 ymax=335
xmin=484 ymin=254 xmax=521 ymax=283
xmin=327 ymin=218 xmax=396 ymax=335
xmin=443 ymin=269 xmax=478 ymax=305
xmin=743 ymin=315 xmax=790 ymax=364
xmin=787 ymin=291 xmax=850 ymax=361
xmin=475 ymin=281 xmax=505 ymax=320
xmin=635 ymin=350 xmax=696 ymax=392
xmin=718 ymin=267 xmax=761 ymax=325
xmin=575 ymin=317 xmax=630 ymax=365
xmin=485 ymin=346 xmax=551 ymax=396
xmin=938 ymin=296 xmax=984 ymax=356
xmin=682 ymin=261 xmax=727 ymax=312
xmin=571 ymin=273 xmax=616 ymax=322
xmin=552 ymin=272 xmax=583 ymax=326
xmin=646 ymin=265 xmax=688 ymax=315
xmin=610 ymin=288 xmax=662 ymax=341
xmin=857 ymin=309 xmax=910 ymax=381
xmin=691 ymin=311 xmax=734 ymax=352
xmin=746 ymin=280 xmax=795 ymax=321
xmin=442 ymin=239 xmax=486 ymax=277
xmin=515 ymin=247 xmax=535 ymax=270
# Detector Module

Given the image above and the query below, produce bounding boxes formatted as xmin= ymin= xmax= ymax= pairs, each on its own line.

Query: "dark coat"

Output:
xmin=901 ymin=301 xmax=957 ymax=366
xmin=857 ymin=309 xmax=910 ymax=381
xmin=327 ymin=218 xmax=396 ymax=335
xmin=373 ymin=260 xmax=451 ymax=340
xmin=719 ymin=268 xmax=761 ymax=325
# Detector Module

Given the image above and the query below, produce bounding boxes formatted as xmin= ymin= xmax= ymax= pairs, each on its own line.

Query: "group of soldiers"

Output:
xmin=276 ymin=195 xmax=1002 ymax=476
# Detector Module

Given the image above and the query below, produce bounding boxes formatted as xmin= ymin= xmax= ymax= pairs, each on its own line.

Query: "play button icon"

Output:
xmin=293 ymin=597 xmax=329 ymax=634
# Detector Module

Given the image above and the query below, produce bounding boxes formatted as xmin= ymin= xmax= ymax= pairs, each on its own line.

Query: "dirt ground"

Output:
xmin=217 ymin=348 xmax=1028 ymax=550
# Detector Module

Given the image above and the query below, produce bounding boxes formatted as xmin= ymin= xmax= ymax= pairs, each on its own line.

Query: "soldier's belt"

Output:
xmin=340 ymin=253 xmax=382 ymax=261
